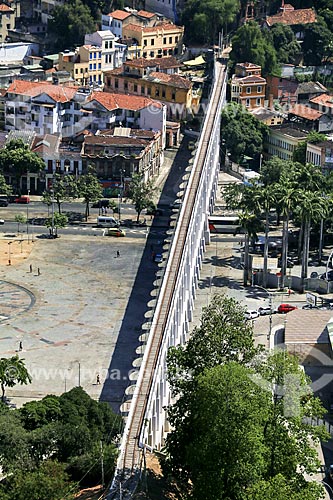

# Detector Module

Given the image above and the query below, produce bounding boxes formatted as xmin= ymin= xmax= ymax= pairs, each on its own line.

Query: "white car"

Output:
xmin=258 ymin=306 xmax=274 ymax=316
xmin=245 ymin=310 xmax=259 ymax=320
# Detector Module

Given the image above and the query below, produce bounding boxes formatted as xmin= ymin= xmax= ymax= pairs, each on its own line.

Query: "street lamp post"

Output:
xmin=8 ymin=241 xmax=12 ymax=266
xmin=26 ymin=190 xmax=30 ymax=244
xmin=255 ymin=284 xmax=273 ymax=348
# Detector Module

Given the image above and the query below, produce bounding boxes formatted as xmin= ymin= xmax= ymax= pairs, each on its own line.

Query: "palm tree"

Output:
xmin=275 ymin=177 xmax=299 ymax=289
xmin=296 ymin=191 xmax=328 ymax=293
xmin=237 ymin=211 xmax=263 ymax=286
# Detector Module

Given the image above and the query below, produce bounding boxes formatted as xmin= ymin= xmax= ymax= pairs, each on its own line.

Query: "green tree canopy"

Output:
xmin=221 ymin=103 xmax=268 ymax=163
xmin=128 ymin=173 xmax=157 ymax=222
xmin=230 ymin=22 xmax=280 ymax=77
xmin=77 ymin=169 xmax=103 ymax=220
xmin=42 ymin=174 xmax=78 ymax=214
xmin=48 ymin=0 xmax=96 ymax=52
xmin=0 ymin=139 xmax=45 ymax=193
xmin=293 ymin=131 xmax=327 ymax=165
xmin=0 ymin=355 xmax=32 ymax=402
xmin=181 ymin=0 xmax=239 ymax=44
xmin=268 ymin=23 xmax=302 ymax=64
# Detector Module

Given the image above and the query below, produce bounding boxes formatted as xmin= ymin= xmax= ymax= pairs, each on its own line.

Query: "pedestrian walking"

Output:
xmin=19 ymin=341 xmax=22 ymax=351
xmin=37 ymin=267 xmax=41 ymax=276
xmin=101 ymin=206 xmax=105 ymax=215
xmin=116 ymin=250 xmax=120 ymax=258
xmin=96 ymin=374 xmax=101 ymax=385
xmin=29 ymin=264 xmax=32 ymax=273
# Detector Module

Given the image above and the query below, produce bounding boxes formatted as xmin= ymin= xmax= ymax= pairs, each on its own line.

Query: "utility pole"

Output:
xmin=51 ymin=187 xmax=55 ymax=238
xmin=26 ymin=190 xmax=30 ymax=244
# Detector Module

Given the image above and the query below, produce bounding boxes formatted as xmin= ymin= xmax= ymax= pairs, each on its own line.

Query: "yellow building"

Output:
xmin=104 ymin=58 xmax=192 ymax=120
xmin=0 ymin=3 xmax=15 ymax=41
xmin=122 ymin=22 xmax=184 ymax=59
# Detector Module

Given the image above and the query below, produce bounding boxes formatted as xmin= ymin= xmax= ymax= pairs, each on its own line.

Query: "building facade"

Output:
xmin=231 ymin=63 xmax=266 ymax=109
xmin=306 ymin=140 xmax=333 ymax=173
xmin=264 ymin=125 xmax=307 ymax=161
xmin=122 ymin=22 xmax=183 ymax=59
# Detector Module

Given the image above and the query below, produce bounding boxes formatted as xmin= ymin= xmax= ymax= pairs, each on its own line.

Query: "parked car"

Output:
xmin=0 ymin=219 xmax=4 ymax=225
xmin=105 ymin=228 xmax=126 ymax=237
xmin=154 ymin=253 xmax=163 ymax=263
xmin=258 ymin=306 xmax=275 ymax=316
xmin=245 ymin=310 xmax=260 ymax=320
xmin=15 ymin=195 xmax=30 ymax=204
xmin=320 ymin=271 xmax=333 ymax=282
xmin=0 ymin=198 xmax=8 ymax=207
xmin=277 ymin=303 xmax=297 ymax=314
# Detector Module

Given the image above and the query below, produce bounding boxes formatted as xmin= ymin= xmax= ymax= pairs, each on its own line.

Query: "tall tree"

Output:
xmin=0 ymin=356 xmax=32 ymax=402
xmin=48 ymin=0 xmax=96 ymax=52
xmin=42 ymin=174 xmax=78 ymax=214
xmin=237 ymin=211 xmax=263 ymax=286
xmin=0 ymin=139 xmax=45 ymax=194
xmin=77 ymin=169 xmax=103 ymax=220
xmin=230 ymin=22 xmax=279 ymax=77
xmin=128 ymin=173 xmax=157 ymax=222
xmin=221 ymin=103 xmax=268 ymax=163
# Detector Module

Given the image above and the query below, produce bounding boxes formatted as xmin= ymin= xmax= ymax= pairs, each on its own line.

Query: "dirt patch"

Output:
xmin=0 ymin=235 xmax=34 ymax=267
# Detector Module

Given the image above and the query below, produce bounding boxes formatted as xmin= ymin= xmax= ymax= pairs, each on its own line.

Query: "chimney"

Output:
xmin=268 ymin=94 xmax=274 ymax=110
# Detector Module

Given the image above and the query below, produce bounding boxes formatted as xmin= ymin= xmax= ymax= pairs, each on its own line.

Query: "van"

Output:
xmin=97 ymin=216 xmax=119 ymax=228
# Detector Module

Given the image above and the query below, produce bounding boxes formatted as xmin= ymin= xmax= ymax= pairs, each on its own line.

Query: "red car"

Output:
xmin=277 ymin=303 xmax=297 ymax=314
xmin=15 ymin=195 xmax=30 ymax=204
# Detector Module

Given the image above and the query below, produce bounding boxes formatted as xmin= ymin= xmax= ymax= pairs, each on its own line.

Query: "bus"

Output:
xmin=208 ymin=215 xmax=240 ymax=234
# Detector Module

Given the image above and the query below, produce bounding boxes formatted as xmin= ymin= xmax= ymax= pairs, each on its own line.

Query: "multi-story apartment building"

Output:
xmin=306 ymin=140 xmax=333 ymax=173
xmin=264 ymin=125 xmax=307 ymax=161
xmin=104 ymin=58 xmax=193 ymax=119
xmin=58 ymin=31 xmax=127 ymax=87
xmin=101 ymin=9 xmax=160 ymax=38
xmin=231 ymin=62 xmax=266 ymax=109
xmin=5 ymin=79 xmax=167 ymax=142
xmin=5 ymin=80 xmax=87 ymax=136
xmin=0 ymin=3 xmax=15 ymax=41
xmin=81 ymin=91 xmax=166 ymax=147
xmin=82 ymin=127 xmax=163 ymax=187
xmin=122 ymin=22 xmax=184 ymax=59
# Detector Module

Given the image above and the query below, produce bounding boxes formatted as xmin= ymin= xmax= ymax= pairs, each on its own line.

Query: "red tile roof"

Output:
xmin=137 ymin=10 xmax=156 ymax=18
xmin=288 ymin=104 xmax=323 ymax=121
xmin=108 ymin=9 xmax=132 ymax=20
xmin=87 ymin=91 xmax=163 ymax=111
xmin=266 ymin=8 xmax=316 ymax=27
xmin=124 ymin=22 xmax=183 ymax=33
xmin=125 ymin=56 xmax=180 ymax=69
xmin=233 ymin=75 xmax=266 ymax=84
xmin=310 ymin=93 xmax=333 ymax=109
xmin=147 ymin=71 xmax=191 ymax=89
xmin=7 ymin=80 xmax=78 ymax=102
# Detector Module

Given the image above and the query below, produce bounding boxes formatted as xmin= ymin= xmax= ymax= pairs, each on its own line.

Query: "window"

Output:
xmin=89 ymin=63 xmax=92 ymax=70
xmin=93 ymin=63 xmax=96 ymax=69
xmin=175 ymin=36 xmax=178 ymax=43
xmin=94 ymin=52 xmax=96 ymax=59
xmin=150 ymin=51 xmax=154 ymax=57
xmin=163 ymin=37 xmax=166 ymax=44
xmin=245 ymin=98 xmax=250 ymax=107
xmin=115 ymin=79 xmax=118 ymax=88
xmin=171 ymin=92 xmax=175 ymax=100
xmin=105 ymin=55 xmax=108 ymax=63
xmin=257 ymin=86 xmax=262 ymax=93
xmin=141 ymin=86 xmax=145 ymax=94
xmin=143 ymin=52 xmax=147 ymax=58
xmin=256 ymin=98 xmax=261 ymax=106
xmin=169 ymin=37 xmax=172 ymax=43
xmin=147 ymin=87 xmax=151 ymax=95
xmin=75 ymin=68 xmax=78 ymax=74
xmin=80 ymin=68 xmax=83 ymax=73
xmin=144 ymin=39 xmax=147 ymax=46
xmin=98 ymin=63 xmax=101 ymax=69
xmin=162 ymin=89 xmax=166 ymax=98
xmin=99 ymin=52 xmax=102 ymax=58
xmin=134 ymin=84 xmax=137 ymax=92
xmin=151 ymin=39 xmax=154 ymax=45
xmin=155 ymin=88 xmax=159 ymax=96
xmin=89 ymin=53 xmax=92 ymax=59
xmin=105 ymin=41 xmax=109 ymax=49
xmin=124 ymin=81 xmax=128 ymax=90
xmin=246 ymin=87 xmax=251 ymax=94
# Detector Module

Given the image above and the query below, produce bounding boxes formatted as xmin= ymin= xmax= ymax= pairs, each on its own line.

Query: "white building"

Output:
xmin=84 ymin=30 xmax=126 ymax=72
xmin=81 ymin=91 xmax=167 ymax=148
